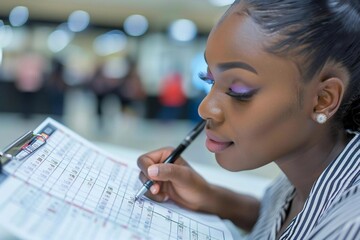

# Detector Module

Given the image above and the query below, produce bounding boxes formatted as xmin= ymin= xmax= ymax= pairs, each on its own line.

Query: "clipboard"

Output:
xmin=0 ymin=126 xmax=53 ymax=174
xmin=0 ymin=118 xmax=234 ymax=240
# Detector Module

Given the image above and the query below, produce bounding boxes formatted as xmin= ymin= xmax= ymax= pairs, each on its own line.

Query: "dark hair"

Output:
xmin=233 ymin=0 xmax=360 ymax=131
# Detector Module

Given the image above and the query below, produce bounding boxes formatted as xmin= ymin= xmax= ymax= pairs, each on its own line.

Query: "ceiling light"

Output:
xmin=124 ymin=14 xmax=149 ymax=37
xmin=168 ymin=19 xmax=197 ymax=42
xmin=9 ymin=6 xmax=29 ymax=27
xmin=68 ymin=10 xmax=90 ymax=32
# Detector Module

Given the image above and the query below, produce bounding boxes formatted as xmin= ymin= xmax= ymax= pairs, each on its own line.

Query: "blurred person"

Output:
xmin=14 ymin=52 xmax=46 ymax=118
xmin=137 ymin=0 xmax=360 ymax=239
xmin=157 ymin=70 xmax=187 ymax=121
xmin=118 ymin=59 xmax=146 ymax=116
xmin=45 ymin=58 xmax=68 ymax=117
xmin=89 ymin=62 xmax=122 ymax=123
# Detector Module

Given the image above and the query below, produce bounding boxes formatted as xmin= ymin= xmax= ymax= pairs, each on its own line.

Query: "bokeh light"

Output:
xmin=47 ymin=29 xmax=73 ymax=52
xmin=68 ymin=10 xmax=90 ymax=32
xmin=0 ymin=25 xmax=13 ymax=48
xmin=124 ymin=14 xmax=149 ymax=37
xmin=168 ymin=19 xmax=197 ymax=42
xmin=93 ymin=30 xmax=127 ymax=56
xmin=9 ymin=6 xmax=29 ymax=27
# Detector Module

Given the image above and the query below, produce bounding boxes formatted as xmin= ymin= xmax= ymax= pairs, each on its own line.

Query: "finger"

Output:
xmin=144 ymin=188 xmax=169 ymax=203
xmin=147 ymin=163 xmax=193 ymax=186
xmin=138 ymin=171 xmax=169 ymax=202
xmin=137 ymin=148 xmax=191 ymax=179
xmin=138 ymin=171 xmax=148 ymax=184
xmin=137 ymin=148 xmax=174 ymax=173
xmin=139 ymin=147 xmax=175 ymax=164
xmin=137 ymin=155 xmax=155 ymax=177
xmin=138 ymin=172 xmax=162 ymax=194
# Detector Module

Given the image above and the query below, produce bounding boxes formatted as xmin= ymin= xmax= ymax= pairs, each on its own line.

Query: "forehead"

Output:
xmin=205 ymin=6 xmax=302 ymax=85
xmin=206 ymin=7 xmax=267 ymax=65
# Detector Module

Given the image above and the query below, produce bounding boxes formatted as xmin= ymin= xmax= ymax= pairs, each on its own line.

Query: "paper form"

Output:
xmin=0 ymin=118 xmax=234 ymax=240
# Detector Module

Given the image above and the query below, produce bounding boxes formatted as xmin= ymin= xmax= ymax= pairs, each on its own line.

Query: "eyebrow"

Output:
xmin=218 ymin=62 xmax=258 ymax=74
xmin=203 ymin=53 xmax=258 ymax=75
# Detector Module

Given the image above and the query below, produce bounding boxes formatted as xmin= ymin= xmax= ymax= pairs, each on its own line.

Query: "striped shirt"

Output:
xmin=246 ymin=132 xmax=360 ymax=240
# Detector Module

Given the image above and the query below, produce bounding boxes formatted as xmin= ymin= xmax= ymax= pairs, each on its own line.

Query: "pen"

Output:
xmin=134 ymin=119 xmax=206 ymax=201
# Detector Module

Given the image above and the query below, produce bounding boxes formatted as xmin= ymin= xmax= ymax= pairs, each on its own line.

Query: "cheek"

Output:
xmin=246 ymin=90 xmax=301 ymax=136
xmin=256 ymin=101 xmax=299 ymax=135
xmin=229 ymin=95 xmax=303 ymax=168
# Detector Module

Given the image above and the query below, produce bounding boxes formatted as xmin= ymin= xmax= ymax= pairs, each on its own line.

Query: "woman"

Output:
xmin=137 ymin=0 xmax=360 ymax=239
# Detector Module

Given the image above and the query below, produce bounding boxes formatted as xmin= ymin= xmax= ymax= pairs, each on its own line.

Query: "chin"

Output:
xmin=215 ymin=154 xmax=257 ymax=172
xmin=215 ymin=154 xmax=243 ymax=172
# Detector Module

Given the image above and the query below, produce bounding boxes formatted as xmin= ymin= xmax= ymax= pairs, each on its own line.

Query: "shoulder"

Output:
xmin=257 ymin=174 xmax=294 ymax=218
xmin=341 ymin=131 xmax=360 ymax=160
xmin=262 ymin=174 xmax=293 ymax=203
xmin=266 ymin=173 xmax=292 ymax=193
xmin=308 ymin=179 xmax=360 ymax=239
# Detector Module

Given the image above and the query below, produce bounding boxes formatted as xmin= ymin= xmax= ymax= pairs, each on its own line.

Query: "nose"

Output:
xmin=198 ymin=90 xmax=224 ymax=123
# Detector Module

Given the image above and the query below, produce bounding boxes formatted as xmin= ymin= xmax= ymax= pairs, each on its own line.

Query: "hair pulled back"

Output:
xmin=233 ymin=0 xmax=360 ymax=131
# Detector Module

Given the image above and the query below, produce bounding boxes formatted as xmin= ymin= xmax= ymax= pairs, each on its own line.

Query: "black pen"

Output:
xmin=134 ymin=119 xmax=206 ymax=201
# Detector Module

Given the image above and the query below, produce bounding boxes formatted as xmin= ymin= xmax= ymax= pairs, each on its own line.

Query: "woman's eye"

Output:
xmin=198 ymin=71 xmax=259 ymax=101
xmin=226 ymin=87 xmax=259 ymax=101
xmin=198 ymin=71 xmax=214 ymax=85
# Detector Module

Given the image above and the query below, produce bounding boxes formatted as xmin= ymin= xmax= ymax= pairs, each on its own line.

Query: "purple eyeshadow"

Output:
xmin=229 ymin=84 xmax=254 ymax=94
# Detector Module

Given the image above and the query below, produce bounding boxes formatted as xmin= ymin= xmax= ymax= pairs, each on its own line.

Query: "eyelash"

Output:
xmin=198 ymin=71 xmax=214 ymax=85
xmin=198 ymin=71 xmax=258 ymax=101
xmin=226 ymin=89 xmax=259 ymax=101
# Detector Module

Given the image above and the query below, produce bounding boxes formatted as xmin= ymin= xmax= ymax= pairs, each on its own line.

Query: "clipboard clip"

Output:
xmin=0 ymin=131 xmax=47 ymax=171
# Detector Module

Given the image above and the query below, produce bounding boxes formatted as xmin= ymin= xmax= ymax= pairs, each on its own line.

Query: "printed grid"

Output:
xmin=1 ymin=128 xmax=226 ymax=240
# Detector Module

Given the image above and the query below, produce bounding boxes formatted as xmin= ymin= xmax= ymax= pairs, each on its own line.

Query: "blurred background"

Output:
xmin=0 ymin=0 xmax=279 ymax=179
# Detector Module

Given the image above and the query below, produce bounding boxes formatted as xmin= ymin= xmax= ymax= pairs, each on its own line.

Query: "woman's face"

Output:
xmin=199 ymin=7 xmax=319 ymax=171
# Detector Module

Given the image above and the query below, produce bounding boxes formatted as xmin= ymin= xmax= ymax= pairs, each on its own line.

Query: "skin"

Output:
xmin=137 ymin=3 xmax=350 ymax=237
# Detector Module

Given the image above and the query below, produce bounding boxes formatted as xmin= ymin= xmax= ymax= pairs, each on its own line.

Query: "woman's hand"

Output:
xmin=137 ymin=147 xmax=261 ymax=230
xmin=137 ymin=147 xmax=212 ymax=212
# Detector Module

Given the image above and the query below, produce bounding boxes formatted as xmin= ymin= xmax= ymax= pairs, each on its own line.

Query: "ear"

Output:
xmin=312 ymin=77 xmax=345 ymax=123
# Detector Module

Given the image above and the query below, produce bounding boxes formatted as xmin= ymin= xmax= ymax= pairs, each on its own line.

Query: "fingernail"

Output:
xmin=150 ymin=185 xmax=157 ymax=194
xmin=148 ymin=166 xmax=158 ymax=177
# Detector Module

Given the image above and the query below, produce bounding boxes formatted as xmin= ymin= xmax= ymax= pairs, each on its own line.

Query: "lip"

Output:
xmin=205 ymin=130 xmax=233 ymax=153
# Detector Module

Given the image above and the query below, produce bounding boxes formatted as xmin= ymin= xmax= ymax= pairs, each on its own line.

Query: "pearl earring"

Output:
xmin=316 ymin=113 xmax=327 ymax=124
